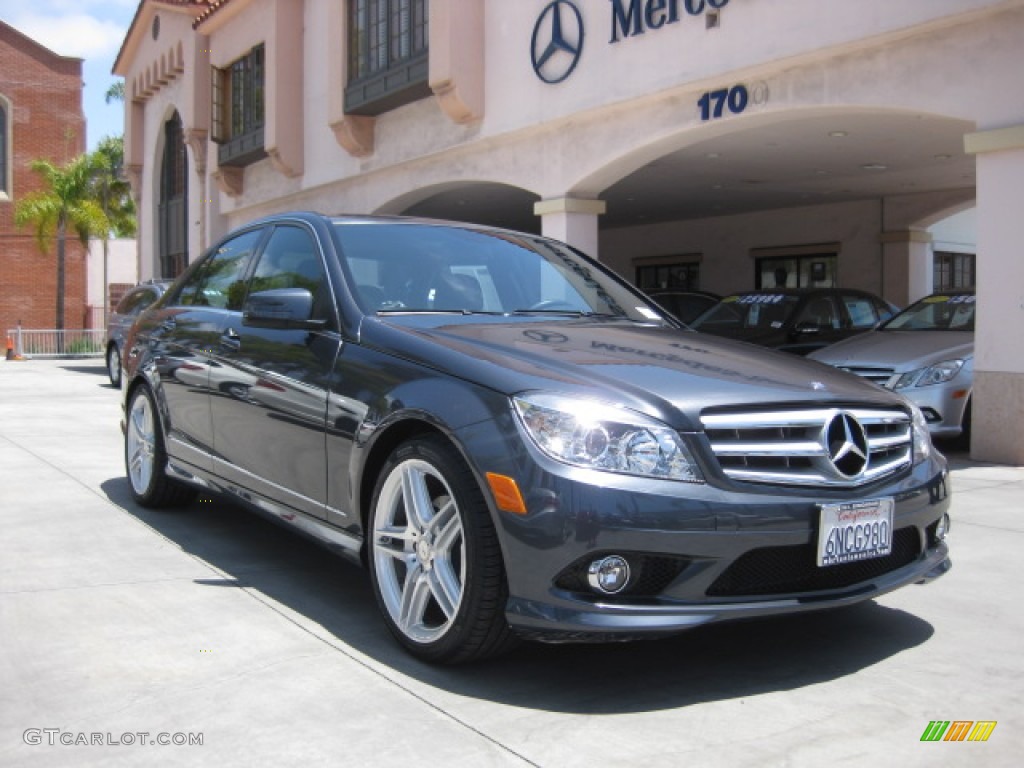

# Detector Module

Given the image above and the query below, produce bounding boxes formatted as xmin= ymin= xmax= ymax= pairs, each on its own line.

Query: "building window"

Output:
xmin=635 ymin=260 xmax=702 ymax=292
xmin=345 ymin=0 xmax=430 ymax=116
xmin=933 ymin=251 xmax=975 ymax=291
xmin=159 ymin=112 xmax=189 ymax=278
xmin=212 ymin=44 xmax=266 ymax=167
xmin=754 ymin=253 xmax=837 ymax=289
xmin=0 ymin=97 xmax=9 ymax=199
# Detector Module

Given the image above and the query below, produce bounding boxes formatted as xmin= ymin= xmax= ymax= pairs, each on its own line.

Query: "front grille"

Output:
xmin=701 ymin=406 xmax=912 ymax=487
xmin=838 ymin=365 xmax=896 ymax=387
xmin=706 ymin=527 xmax=921 ymax=597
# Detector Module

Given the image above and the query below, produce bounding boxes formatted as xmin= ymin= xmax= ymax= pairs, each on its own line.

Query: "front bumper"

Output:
xmin=900 ymin=382 xmax=970 ymax=438
xmin=462 ymin=417 xmax=952 ymax=641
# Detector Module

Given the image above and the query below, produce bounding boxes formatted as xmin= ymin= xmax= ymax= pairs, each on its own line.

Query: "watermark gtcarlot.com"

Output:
xmin=24 ymin=729 xmax=203 ymax=747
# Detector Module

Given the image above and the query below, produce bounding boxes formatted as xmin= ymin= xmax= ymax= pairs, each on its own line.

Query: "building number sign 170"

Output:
xmin=697 ymin=84 xmax=749 ymax=121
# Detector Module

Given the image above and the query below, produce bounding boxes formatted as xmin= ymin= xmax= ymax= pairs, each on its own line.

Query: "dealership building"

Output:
xmin=113 ymin=0 xmax=1024 ymax=463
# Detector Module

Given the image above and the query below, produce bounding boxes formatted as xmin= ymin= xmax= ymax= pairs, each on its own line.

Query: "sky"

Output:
xmin=1 ymin=0 xmax=140 ymax=151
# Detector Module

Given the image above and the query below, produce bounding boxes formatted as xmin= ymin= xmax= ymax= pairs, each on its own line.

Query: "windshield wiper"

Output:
xmin=376 ymin=309 xmax=506 ymax=316
xmin=511 ymin=309 xmax=623 ymax=318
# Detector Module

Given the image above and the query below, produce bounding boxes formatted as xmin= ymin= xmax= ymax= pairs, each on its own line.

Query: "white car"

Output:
xmin=809 ymin=291 xmax=974 ymax=442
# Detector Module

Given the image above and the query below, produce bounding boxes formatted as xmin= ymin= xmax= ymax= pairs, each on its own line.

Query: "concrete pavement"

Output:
xmin=1 ymin=359 xmax=1020 ymax=767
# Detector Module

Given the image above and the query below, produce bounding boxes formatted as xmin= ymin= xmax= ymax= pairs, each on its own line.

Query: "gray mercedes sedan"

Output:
xmin=122 ymin=213 xmax=951 ymax=664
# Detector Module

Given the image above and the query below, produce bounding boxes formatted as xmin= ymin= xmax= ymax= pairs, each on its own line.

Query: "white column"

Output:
xmin=964 ymin=124 xmax=1024 ymax=464
xmin=533 ymin=197 xmax=606 ymax=259
xmin=879 ymin=229 xmax=932 ymax=307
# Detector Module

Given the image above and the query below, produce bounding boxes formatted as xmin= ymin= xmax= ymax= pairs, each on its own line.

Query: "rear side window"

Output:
xmin=176 ymin=229 xmax=263 ymax=309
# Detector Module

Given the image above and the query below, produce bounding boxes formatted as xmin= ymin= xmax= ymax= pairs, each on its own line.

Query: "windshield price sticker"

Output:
xmin=727 ymin=294 xmax=785 ymax=305
xmin=817 ymin=498 xmax=894 ymax=567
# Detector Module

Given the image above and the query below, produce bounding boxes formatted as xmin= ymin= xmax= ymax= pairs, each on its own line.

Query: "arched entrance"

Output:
xmin=158 ymin=111 xmax=188 ymax=278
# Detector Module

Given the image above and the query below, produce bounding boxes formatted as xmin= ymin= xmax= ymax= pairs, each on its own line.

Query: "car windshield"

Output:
xmin=881 ymin=294 xmax=975 ymax=331
xmin=332 ymin=222 xmax=667 ymax=323
xmin=690 ymin=294 xmax=800 ymax=331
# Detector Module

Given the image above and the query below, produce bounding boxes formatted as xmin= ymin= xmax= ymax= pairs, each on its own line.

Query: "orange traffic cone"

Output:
xmin=6 ymin=335 xmax=18 ymax=361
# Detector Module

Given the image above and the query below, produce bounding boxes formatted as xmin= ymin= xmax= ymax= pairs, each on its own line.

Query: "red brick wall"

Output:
xmin=0 ymin=21 xmax=87 ymax=333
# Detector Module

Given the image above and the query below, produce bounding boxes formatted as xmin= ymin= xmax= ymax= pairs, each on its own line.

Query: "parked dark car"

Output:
xmin=689 ymin=288 xmax=898 ymax=355
xmin=646 ymin=289 xmax=721 ymax=325
xmin=106 ymin=280 xmax=172 ymax=387
xmin=122 ymin=213 xmax=950 ymax=664
xmin=810 ymin=290 xmax=975 ymax=442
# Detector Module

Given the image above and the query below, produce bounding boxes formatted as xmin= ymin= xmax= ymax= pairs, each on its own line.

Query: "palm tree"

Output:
xmin=90 ymin=137 xmax=137 ymax=325
xmin=104 ymin=81 xmax=125 ymax=104
xmin=14 ymin=155 xmax=110 ymax=340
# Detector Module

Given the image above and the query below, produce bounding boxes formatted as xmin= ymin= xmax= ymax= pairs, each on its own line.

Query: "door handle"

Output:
xmin=220 ymin=327 xmax=241 ymax=350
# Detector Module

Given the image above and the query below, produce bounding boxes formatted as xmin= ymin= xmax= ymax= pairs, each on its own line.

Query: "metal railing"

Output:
xmin=6 ymin=327 xmax=106 ymax=358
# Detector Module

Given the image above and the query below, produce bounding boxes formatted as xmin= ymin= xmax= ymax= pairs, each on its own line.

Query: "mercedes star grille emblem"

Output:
xmin=531 ymin=0 xmax=585 ymax=84
xmin=824 ymin=412 xmax=869 ymax=478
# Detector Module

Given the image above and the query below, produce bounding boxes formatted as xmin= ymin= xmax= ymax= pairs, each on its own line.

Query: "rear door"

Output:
xmin=142 ymin=229 xmax=263 ymax=473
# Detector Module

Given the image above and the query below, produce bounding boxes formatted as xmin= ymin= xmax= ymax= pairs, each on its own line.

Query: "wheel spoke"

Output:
xmin=374 ymin=530 xmax=411 ymax=562
xmin=431 ymin=498 xmax=461 ymax=553
xmin=400 ymin=464 xmax=435 ymax=532
xmin=397 ymin=565 xmax=431 ymax=633
xmin=427 ymin=564 xmax=460 ymax=620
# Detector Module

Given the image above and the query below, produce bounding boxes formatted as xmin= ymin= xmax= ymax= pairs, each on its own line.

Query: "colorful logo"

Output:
xmin=920 ymin=721 xmax=997 ymax=742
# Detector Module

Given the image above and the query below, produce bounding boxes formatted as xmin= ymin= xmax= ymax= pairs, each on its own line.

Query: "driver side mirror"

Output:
xmin=243 ymin=288 xmax=325 ymax=330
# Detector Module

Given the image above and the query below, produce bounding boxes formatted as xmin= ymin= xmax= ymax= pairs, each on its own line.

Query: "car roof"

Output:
xmin=725 ymin=287 xmax=879 ymax=297
xmin=237 ymin=210 xmax=521 ymax=235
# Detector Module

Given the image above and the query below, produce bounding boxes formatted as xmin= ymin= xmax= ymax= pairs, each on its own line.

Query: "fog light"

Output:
xmin=587 ymin=555 xmax=631 ymax=594
xmin=936 ymin=513 xmax=951 ymax=541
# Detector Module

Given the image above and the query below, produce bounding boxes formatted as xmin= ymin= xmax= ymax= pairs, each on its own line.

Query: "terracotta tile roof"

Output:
xmin=192 ymin=0 xmax=237 ymax=29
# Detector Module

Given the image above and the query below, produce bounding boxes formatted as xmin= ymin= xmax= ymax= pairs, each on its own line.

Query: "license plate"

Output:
xmin=817 ymin=498 xmax=894 ymax=567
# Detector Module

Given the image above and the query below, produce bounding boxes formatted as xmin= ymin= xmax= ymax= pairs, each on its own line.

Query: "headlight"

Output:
xmin=910 ymin=402 xmax=932 ymax=464
xmin=512 ymin=393 xmax=704 ymax=483
xmin=894 ymin=359 xmax=964 ymax=389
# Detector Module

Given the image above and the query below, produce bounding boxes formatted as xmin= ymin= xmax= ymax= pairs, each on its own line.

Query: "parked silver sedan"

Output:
xmin=809 ymin=291 xmax=974 ymax=442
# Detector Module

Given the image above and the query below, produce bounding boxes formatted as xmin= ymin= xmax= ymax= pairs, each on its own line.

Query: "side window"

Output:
xmin=178 ymin=229 xmax=263 ymax=309
xmin=248 ymin=225 xmax=335 ymax=327
xmin=796 ymin=296 xmax=839 ymax=329
xmin=116 ymin=290 xmax=146 ymax=315
xmin=133 ymin=289 xmax=159 ymax=315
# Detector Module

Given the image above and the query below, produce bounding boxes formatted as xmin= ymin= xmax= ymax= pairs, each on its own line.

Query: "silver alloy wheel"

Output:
xmin=107 ymin=345 xmax=121 ymax=386
xmin=126 ymin=392 xmax=156 ymax=496
xmin=372 ymin=458 xmax=466 ymax=644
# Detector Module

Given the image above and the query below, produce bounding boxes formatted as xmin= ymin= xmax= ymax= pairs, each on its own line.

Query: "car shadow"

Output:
xmin=61 ymin=363 xmax=107 ymax=376
xmin=61 ymin=363 xmax=120 ymax=389
xmin=101 ymin=477 xmax=935 ymax=715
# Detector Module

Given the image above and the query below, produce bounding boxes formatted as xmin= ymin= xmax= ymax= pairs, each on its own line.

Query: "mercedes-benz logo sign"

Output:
xmin=531 ymin=1 xmax=585 ymax=84
xmin=824 ymin=412 xmax=869 ymax=478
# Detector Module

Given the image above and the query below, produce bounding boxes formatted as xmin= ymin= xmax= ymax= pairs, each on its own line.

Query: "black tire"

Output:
xmin=124 ymin=385 xmax=196 ymax=508
xmin=953 ymin=398 xmax=972 ymax=451
xmin=107 ymin=344 xmax=122 ymax=388
xmin=367 ymin=435 xmax=518 ymax=664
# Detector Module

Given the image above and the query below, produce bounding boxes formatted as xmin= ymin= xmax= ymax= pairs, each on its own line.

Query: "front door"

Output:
xmin=210 ymin=223 xmax=340 ymax=520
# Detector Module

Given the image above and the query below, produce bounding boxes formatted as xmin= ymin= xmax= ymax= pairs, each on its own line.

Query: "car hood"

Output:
xmin=362 ymin=315 xmax=901 ymax=429
xmin=809 ymin=330 xmax=974 ymax=369
xmin=694 ymin=326 xmax=787 ymax=346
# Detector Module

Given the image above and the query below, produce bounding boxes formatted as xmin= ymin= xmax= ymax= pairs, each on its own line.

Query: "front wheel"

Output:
xmin=125 ymin=385 xmax=195 ymax=508
xmin=368 ymin=436 xmax=517 ymax=664
xmin=107 ymin=344 xmax=122 ymax=388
